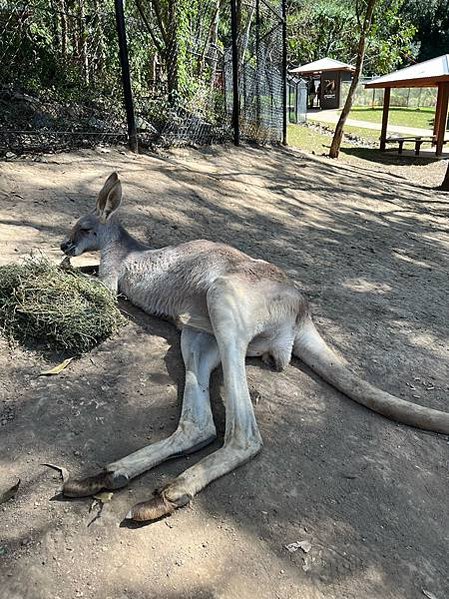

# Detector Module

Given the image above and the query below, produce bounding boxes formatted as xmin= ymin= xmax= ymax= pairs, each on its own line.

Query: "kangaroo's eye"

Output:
xmin=80 ymin=227 xmax=92 ymax=233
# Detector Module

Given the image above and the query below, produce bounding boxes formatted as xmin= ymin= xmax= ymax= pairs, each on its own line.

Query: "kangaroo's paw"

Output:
xmin=125 ymin=488 xmax=191 ymax=522
xmin=63 ymin=470 xmax=129 ymax=497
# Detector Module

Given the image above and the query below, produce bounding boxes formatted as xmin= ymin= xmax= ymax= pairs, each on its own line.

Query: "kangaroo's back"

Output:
xmin=119 ymin=239 xmax=289 ymax=319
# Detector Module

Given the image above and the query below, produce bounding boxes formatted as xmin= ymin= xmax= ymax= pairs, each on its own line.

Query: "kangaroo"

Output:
xmin=60 ymin=172 xmax=449 ymax=523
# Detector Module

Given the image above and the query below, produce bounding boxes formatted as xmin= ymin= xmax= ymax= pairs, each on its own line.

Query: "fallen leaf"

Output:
xmin=40 ymin=358 xmax=73 ymax=376
xmin=285 ymin=540 xmax=312 ymax=553
xmin=0 ymin=479 xmax=20 ymax=504
xmin=422 ymin=591 xmax=439 ymax=599
xmin=41 ymin=463 xmax=70 ymax=483
xmin=93 ymin=491 xmax=113 ymax=504
xmin=0 ymin=547 xmax=7 ymax=556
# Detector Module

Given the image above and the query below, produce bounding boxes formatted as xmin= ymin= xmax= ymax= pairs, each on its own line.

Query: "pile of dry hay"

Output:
xmin=0 ymin=258 xmax=126 ymax=354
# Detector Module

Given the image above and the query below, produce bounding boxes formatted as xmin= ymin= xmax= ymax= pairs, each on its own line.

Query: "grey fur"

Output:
xmin=60 ymin=173 xmax=449 ymax=521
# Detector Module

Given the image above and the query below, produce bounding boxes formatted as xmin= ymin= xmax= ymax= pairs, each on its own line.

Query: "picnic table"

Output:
xmin=383 ymin=135 xmax=436 ymax=156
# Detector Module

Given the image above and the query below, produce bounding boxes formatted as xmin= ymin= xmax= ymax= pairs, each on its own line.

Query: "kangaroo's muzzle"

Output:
xmin=60 ymin=240 xmax=76 ymax=256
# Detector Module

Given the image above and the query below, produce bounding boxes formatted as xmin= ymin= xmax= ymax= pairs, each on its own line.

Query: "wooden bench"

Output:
xmin=383 ymin=136 xmax=435 ymax=156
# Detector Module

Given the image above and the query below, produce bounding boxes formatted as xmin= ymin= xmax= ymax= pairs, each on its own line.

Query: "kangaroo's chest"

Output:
xmin=118 ymin=252 xmax=211 ymax=319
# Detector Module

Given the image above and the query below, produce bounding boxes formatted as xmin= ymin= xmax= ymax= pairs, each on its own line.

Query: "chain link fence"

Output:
xmin=0 ymin=0 xmax=286 ymax=156
xmin=224 ymin=0 xmax=286 ymax=144
xmin=288 ymin=76 xmax=307 ymax=124
xmin=342 ymin=79 xmax=438 ymax=109
xmin=0 ymin=0 xmax=128 ymax=154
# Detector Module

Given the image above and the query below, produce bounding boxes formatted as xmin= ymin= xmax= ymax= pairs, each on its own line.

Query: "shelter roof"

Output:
xmin=289 ymin=58 xmax=355 ymax=75
xmin=365 ymin=54 xmax=449 ymax=89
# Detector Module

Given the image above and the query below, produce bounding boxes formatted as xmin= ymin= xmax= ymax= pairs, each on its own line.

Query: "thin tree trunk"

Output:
xmin=59 ymin=0 xmax=68 ymax=60
xmin=198 ymin=0 xmax=220 ymax=76
xmin=49 ymin=0 xmax=61 ymax=55
xmin=149 ymin=0 xmax=168 ymax=45
xmin=441 ymin=162 xmax=449 ymax=190
xmin=239 ymin=1 xmax=255 ymax=68
xmin=329 ymin=0 xmax=376 ymax=159
xmin=166 ymin=0 xmax=179 ymax=100
xmin=79 ymin=0 xmax=89 ymax=85
xmin=135 ymin=0 xmax=164 ymax=55
xmin=208 ymin=0 xmax=221 ymax=89
xmin=92 ymin=0 xmax=105 ymax=77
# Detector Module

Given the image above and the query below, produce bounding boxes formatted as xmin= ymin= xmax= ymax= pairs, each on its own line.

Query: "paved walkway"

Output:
xmin=307 ymin=109 xmax=448 ymax=139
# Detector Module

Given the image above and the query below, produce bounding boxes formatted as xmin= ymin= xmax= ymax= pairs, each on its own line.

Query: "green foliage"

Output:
xmin=401 ymin=0 xmax=449 ymax=62
xmin=287 ymin=0 xmax=418 ymax=76
xmin=0 ymin=0 xmax=218 ymax=123
xmin=0 ymin=0 xmax=123 ymax=104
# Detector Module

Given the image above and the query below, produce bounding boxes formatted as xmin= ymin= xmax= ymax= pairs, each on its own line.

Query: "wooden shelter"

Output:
xmin=290 ymin=58 xmax=355 ymax=110
xmin=365 ymin=54 xmax=449 ymax=156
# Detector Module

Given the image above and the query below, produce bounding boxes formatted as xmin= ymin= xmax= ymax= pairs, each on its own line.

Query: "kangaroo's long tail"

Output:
xmin=293 ymin=316 xmax=449 ymax=434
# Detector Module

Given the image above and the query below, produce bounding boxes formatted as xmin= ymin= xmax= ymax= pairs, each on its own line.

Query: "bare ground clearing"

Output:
xmin=0 ymin=145 xmax=449 ymax=599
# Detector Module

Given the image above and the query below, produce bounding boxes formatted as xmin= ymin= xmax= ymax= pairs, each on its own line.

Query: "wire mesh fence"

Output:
xmin=288 ymin=76 xmax=307 ymax=124
xmin=0 ymin=0 xmax=286 ymax=156
xmin=226 ymin=0 xmax=286 ymax=144
xmin=342 ymin=79 xmax=438 ymax=109
xmin=0 ymin=0 xmax=128 ymax=154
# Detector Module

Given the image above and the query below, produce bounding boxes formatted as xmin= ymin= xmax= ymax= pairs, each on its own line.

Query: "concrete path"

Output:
xmin=307 ymin=108 xmax=448 ymax=139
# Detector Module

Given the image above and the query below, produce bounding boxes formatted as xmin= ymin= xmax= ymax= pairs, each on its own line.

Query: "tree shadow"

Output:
xmin=341 ymin=145 xmax=445 ymax=166
xmin=0 ymin=144 xmax=448 ymax=598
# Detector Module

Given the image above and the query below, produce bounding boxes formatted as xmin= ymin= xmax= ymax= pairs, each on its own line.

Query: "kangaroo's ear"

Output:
xmin=96 ymin=172 xmax=119 ymax=215
xmin=96 ymin=180 xmax=122 ymax=223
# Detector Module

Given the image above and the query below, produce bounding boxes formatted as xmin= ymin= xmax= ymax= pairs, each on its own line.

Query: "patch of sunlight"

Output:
xmin=392 ymin=251 xmax=433 ymax=269
xmin=406 ymin=330 xmax=441 ymax=350
xmin=342 ymin=279 xmax=392 ymax=294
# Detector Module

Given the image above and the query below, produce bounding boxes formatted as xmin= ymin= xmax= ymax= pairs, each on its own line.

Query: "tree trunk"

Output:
xmin=166 ymin=0 xmax=179 ymax=100
xmin=441 ymin=162 xmax=449 ymax=191
xmin=79 ymin=0 xmax=89 ymax=85
xmin=329 ymin=0 xmax=377 ymax=159
xmin=198 ymin=0 xmax=220 ymax=77
xmin=208 ymin=0 xmax=221 ymax=89
xmin=92 ymin=0 xmax=105 ymax=76
xmin=59 ymin=0 xmax=68 ymax=60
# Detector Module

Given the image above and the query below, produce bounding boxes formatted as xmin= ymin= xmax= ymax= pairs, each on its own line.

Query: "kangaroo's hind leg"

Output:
xmin=63 ymin=327 xmax=220 ymax=497
xmin=126 ymin=275 xmax=265 ymax=522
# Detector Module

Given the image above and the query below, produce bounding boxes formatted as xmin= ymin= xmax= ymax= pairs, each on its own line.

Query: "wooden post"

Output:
xmin=114 ymin=0 xmax=138 ymax=152
xmin=380 ymin=87 xmax=390 ymax=151
xmin=281 ymin=0 xmax=287 ymax=145
xmin=230 ymin=0 xmax=240 ymax=146
xmin=436 ymin=82 xmax=449 ymax=156
xmin=433 ymin=83 xmax=443 ymax=143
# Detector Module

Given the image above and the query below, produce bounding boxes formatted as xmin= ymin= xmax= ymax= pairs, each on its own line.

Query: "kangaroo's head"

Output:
xmin=60 ymin=172 xmax=123 ymax=256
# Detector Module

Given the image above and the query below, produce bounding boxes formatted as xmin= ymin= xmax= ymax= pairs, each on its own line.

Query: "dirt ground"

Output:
xmin=0 ymin=145 xmax=449 ymax=599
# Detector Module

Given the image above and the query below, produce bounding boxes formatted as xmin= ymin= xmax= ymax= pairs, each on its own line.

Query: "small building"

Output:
xmin=289 ymin=58 xmax=355 ymax=110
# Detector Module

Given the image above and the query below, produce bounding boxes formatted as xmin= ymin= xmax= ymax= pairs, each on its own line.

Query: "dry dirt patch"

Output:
xmin=0 ymin=145 xmax=448 ymax=599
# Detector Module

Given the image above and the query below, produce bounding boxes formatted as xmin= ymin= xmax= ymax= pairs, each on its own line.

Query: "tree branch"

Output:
xmin=135 ymin=0 xmax=164 ymax=55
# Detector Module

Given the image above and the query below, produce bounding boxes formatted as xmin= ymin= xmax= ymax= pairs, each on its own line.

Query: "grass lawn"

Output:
xmin=287 ymin=123 xmax=378 ymax=154
xmin=287 ymin=123 xmax=335 ymax=154
xmin=287 ymin=123 xmax=438 ymax=167
xmin=348 ymin=106 xmax=435 ymax=129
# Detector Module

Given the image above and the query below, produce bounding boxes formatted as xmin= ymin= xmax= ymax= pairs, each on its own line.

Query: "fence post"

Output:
xmin=281 ymin=0 xmax=287 ymax=145
xmin=230 ymin=0 xmax=240 ymax=146
xmin=114 ymin=0 xmax=138 ymax=153
xmin=255 ymin=0 xmax=261 ymax=126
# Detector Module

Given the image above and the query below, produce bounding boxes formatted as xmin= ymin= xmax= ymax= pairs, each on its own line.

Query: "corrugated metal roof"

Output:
xmin=289 ymin=58 xmax=355 ymax=75
xmin=365 ymin=54 xmax=449 ymax=88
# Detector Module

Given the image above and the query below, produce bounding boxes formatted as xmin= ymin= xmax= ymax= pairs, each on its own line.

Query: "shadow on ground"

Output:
xmin=0 ymin=145 xmax=448 ymax=599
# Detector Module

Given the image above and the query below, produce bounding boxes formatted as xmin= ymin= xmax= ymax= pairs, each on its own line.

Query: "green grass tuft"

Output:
xmin=0 ymin=258 xmax=126 ymax=354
